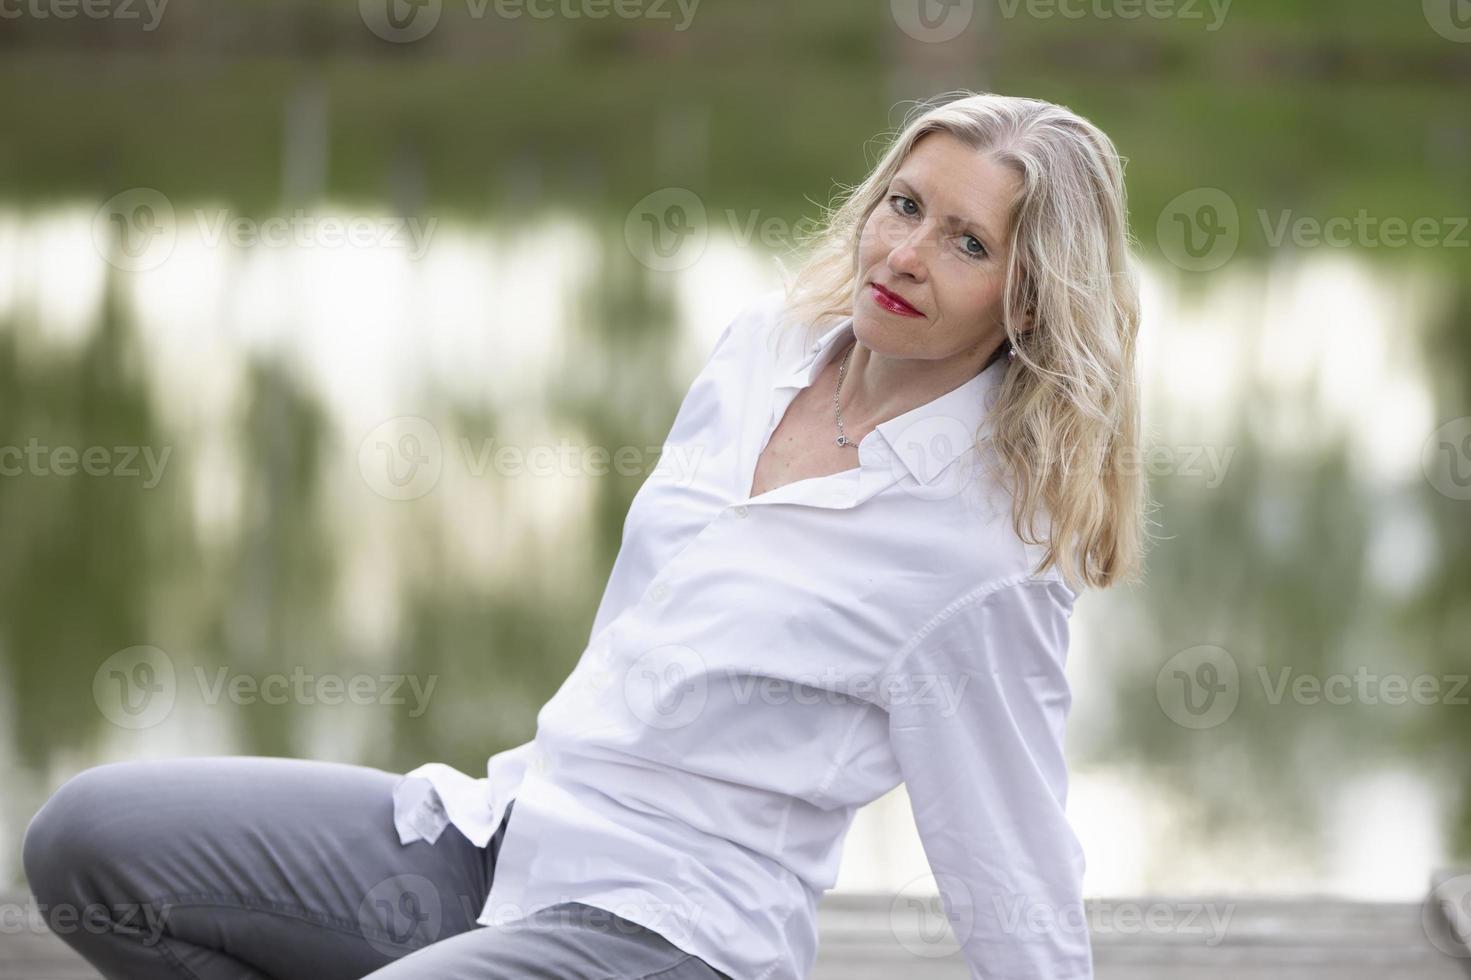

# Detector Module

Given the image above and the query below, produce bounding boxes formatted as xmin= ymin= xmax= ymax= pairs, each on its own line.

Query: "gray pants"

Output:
xmin=21 ymin=756 xmax=734 ymax=980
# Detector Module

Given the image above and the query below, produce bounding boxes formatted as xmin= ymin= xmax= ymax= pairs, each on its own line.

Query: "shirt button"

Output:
xmin=732 ymin=505 xmax=748 ymax=518
xmin=650 ymin=582 xmax=670 ymax=602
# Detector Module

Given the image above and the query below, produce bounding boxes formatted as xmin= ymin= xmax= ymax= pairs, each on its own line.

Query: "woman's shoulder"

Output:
xmin=929 ymin=483 xmax=1082 ymax=608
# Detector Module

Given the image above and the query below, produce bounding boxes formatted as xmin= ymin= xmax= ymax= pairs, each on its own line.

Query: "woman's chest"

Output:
xmin=747 ymin=357 xmax=864 ymax=500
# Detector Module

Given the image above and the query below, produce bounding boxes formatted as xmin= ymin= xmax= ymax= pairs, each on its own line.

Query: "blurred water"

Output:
xmin=0 ymin=198 xmax=1464 ymax=903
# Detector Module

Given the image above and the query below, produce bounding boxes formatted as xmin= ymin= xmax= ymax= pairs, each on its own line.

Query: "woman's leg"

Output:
xmin=360 ymin=901 xmax=734 ymax=980
xmin=21 ymin=755 xmax=501 ymax=980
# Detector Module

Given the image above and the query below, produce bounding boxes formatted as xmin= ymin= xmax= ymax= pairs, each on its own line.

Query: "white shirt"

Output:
xmin=392 ymin=288 xmax=1092 ymax=980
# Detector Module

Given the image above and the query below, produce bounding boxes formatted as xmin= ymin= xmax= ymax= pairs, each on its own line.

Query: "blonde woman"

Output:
xmin=24 ymin=90 xmax=1147 ymax=980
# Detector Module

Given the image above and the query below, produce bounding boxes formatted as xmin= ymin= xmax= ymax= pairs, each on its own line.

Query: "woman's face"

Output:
xmin=853 ymin=131 xmax=1025 ymax=364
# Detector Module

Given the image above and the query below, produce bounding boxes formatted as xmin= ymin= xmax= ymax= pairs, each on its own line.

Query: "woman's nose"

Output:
xmin=886 ymin=228 xmax=930 ymax=281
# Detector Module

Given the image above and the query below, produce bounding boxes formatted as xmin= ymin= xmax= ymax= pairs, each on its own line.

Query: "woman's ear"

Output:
xmin=1018 ymin=305 xmax=1037 ymax=335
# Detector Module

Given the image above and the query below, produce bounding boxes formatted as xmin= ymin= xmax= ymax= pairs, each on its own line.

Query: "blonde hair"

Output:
xmin=775 ymin=90 xmax=1152 ymax=592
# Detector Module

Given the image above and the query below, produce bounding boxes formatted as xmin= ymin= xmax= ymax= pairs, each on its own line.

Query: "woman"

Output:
xmin=23 ymin=90 xmax=1147 ymax=980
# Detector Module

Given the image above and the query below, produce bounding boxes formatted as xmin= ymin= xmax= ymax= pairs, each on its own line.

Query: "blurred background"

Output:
xmin=1 ymin=0 xmax=1470 ymax=972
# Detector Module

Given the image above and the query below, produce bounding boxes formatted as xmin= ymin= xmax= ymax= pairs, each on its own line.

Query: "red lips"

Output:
xmin=868 ymin=282 xmax=923 ymax=317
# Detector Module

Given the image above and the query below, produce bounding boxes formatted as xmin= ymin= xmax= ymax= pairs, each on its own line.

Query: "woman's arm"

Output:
xmin=884 ymin=575 xmax=1092 ymax=979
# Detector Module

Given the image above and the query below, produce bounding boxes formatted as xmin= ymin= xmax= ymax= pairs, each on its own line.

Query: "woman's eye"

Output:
xmin=889 ymin=194 xmax=918 ymax=217
xmin=888 ymin=194 xmax=985 ymax=259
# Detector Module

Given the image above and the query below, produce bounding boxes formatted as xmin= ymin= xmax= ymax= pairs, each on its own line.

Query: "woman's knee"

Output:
xmin=23 ymin=761 xmax=145 ymax=906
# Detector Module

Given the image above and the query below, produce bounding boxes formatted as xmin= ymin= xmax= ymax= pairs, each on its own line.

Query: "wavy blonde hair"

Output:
xmin=775 ymin=90 xmax=1151 ymax=592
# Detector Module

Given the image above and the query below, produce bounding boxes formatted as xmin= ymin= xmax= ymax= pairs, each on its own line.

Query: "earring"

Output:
xmin=1007 ymin=343 xmax=1018 ymax=360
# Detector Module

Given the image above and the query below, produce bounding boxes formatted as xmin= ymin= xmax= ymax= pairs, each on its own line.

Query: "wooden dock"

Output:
xmin=3 ymin=890 xmax=1468 ymax=978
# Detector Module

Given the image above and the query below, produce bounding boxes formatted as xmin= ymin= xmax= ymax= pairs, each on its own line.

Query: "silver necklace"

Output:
xmin=834 ymin=338 xmax=1017 ymax=449
xmin=833 ymin=342 xmax=859 ymax=448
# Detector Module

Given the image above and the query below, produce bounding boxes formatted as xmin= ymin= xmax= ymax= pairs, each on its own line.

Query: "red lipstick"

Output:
xmin=868 ymin=282 xmax=923 ymax=318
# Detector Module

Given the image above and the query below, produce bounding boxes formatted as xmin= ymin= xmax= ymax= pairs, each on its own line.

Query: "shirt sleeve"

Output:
xmin=884 ymin=576 xmax=1093 ymax=980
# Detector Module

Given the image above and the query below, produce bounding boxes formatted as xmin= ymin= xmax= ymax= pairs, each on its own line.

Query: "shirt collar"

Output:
xmin=776 ymin=315 xmax=1009 ymax=487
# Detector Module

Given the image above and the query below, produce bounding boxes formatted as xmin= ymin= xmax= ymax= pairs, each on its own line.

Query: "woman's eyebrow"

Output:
xmin=891 ymin=176 xmax=998 ymax=242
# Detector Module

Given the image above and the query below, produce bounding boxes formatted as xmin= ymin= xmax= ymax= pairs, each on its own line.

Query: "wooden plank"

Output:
xmin=3 ymin=892 xmax=1469 ymax=978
